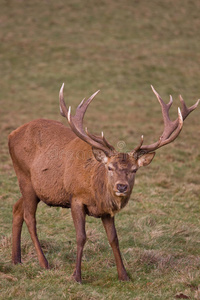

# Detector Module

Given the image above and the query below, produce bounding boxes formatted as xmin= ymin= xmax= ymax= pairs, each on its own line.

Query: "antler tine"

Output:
xmin=76 ymin=90 xmax=100 ymax=116
xmin=179 ymin=96 xmax=200 ymax=119
xmin=68 ymin=90 xmax=100 ymax=135
xmin=134 ymin=135 xmax=144 ymax=152
xmin=102 ymin=132 xmax=116 ymax=151
xmin=157 ymin=94 xmax=200 ymax=140
xmin=133 ymin=87 xmax=199 ymax=156
xmin=59 ymin=84 xmax=115 ymax=155
xmin=85 ymin=128 xmax=115 ymax=151
xmin=166 ymin=96 xmax=200 ymax=137
xmin=133 ymin=136 xmax=162 ymax=155
xmin=59 ymin=83 xmax=68 ymax=117
xmin=157 ymin=107 xmax=183 ymax=148
xmin=85 ymin=127 xmax=103 ymax=144
xmin=151 ymin=85 xmax=175 ymax=140
xmin=151 ymin=85 xmax=173 ymax=110
xmin=78 ymin=98 xmax=86 ymax=109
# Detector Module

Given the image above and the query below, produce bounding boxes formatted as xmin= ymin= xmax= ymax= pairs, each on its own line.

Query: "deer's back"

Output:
xmin=9 ymin=119 xmax=76 ymax=163
xmin=8 ymin=119 xmax=78 ymax=206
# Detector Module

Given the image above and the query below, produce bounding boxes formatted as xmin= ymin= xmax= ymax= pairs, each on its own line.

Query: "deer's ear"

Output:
xmin=137 ymin=152 xmax=155 ymax=167
xmin=92 ymin=148 xmax=108 ymax=163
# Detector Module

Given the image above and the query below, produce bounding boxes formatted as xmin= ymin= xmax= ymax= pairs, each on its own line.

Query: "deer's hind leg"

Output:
xmin=12 ymin=196 xmax=24 ymax=264
xmin=19 ymin=176 xmax=49 ymax=269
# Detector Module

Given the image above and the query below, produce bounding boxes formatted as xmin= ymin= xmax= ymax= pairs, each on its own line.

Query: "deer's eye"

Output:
xmin=108 ymin=166 xmax=114 ymax=171
xmin=131 ymin=168 xmax=137 ymax=173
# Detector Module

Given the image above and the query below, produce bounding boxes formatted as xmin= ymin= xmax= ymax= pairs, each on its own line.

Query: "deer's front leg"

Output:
xmin=71 ymin=199 xmax=86 ymax=283
xmin=101 ymin=215 xmax=129 ymax=281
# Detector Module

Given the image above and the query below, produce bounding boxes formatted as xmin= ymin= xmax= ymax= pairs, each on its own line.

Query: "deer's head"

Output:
xmin=92 ymin=149 xmax=154 ymax=198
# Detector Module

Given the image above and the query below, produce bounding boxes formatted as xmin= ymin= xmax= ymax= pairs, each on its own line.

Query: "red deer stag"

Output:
xmin=9 ymin=84 xmax=199 ymax=283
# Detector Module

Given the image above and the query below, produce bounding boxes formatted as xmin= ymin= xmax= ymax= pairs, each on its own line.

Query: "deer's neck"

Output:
xmin=91 ymin=162 xmax=129 ymax=217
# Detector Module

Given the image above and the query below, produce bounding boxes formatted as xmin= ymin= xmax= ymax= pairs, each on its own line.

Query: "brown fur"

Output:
xmin=9 ymin=118 xmax=154 ymax=283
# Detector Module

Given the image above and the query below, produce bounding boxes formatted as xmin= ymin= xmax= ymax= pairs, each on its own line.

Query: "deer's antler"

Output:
xmin=59 ymin=83 xmax=115 ymax=155
xmin=132 ymin=86 xmax=199 ymax=158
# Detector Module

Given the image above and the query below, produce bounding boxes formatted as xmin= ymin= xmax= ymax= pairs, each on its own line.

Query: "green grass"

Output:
xmin=0 ymin=0 xmax=200 ymax=299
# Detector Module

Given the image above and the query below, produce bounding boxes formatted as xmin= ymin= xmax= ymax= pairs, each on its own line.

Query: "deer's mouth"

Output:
xmin=114 ymin=191 xmax=128 ymax=197
xmin=114 ymin=183 xmax=129 ymax=197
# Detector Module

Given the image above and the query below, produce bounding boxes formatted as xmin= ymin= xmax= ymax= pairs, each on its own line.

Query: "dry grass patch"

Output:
xmin=1 ymin=0 xmax=200 ymax=299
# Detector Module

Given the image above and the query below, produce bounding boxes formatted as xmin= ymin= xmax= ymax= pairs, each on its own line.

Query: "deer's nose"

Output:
xmin=116 ymin=184 xmax=128 ymax=193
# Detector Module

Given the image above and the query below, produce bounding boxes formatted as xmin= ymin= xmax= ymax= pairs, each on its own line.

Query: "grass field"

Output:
xmin=0 ymin=0 xmax=200 ymax=299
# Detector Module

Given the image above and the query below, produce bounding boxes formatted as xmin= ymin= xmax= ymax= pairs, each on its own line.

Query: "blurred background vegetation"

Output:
xmin=0 ymin=0 xmax=200 ymax=299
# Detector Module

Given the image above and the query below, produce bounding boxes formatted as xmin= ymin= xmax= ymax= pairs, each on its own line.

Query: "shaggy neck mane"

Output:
xmin=91 ymin=162 xmax=124 ymax=216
